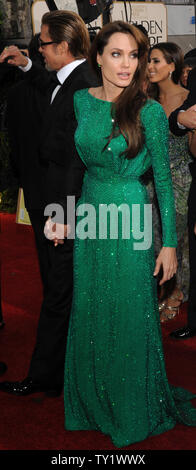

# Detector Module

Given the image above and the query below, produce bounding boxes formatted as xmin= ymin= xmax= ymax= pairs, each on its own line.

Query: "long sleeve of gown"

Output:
xmin=141 ymin=100 xmax=177 ymax=248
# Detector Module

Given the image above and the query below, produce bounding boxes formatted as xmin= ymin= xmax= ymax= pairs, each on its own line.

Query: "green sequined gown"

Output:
xmin=64 ymin=89 xmax=196 ymax=448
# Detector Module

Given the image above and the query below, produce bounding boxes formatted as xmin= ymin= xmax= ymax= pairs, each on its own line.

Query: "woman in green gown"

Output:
xmin=63 ymin=22 xmax=196 ymax=447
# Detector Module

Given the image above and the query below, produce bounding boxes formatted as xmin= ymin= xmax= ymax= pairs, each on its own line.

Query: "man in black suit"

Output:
xmin=169 ymin=67 xmax=196 ymax=340
xmin=0 ymin=10 xmax=98 ymax=396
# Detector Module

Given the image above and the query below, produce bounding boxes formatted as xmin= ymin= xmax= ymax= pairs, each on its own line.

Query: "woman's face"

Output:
xmin=148 ymin=48 xmax=174 ymax=84
xmin=180 ymin=65 xmax=192 ymax=87
xmin=97 ymin=32 xmax=139 ymax=92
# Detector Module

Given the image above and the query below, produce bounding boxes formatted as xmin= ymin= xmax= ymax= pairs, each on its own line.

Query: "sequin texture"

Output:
xmin=64 ymin=89 xmax=196 ymax=448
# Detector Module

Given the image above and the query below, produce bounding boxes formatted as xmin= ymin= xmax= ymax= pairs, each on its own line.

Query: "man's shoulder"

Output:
xmin=69 ymin=60 xmax=99 ymax=88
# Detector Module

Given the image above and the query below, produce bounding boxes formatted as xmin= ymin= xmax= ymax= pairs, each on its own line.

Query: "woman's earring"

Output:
xmin=169 ymin=71 xmax=172 ymax=80
xmin=97 ymin=63 xmax=101 ymax=68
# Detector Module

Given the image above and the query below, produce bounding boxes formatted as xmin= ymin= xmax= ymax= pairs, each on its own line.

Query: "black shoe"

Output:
xmin=170 ymin=326 xmax=196 ymax=339
xmin=0 ymin=377 xmax=62 ymax=397
xmin=0 ymin=362 xmax=7 ymax=376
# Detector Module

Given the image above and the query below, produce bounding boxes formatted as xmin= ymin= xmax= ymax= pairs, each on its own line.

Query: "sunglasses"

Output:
xmin=38 ymin=38 xmax=58 ymax=48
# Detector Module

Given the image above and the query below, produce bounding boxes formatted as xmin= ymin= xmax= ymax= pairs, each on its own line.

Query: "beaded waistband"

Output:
xmin=86 ymin=170 xmax=141 ymax=184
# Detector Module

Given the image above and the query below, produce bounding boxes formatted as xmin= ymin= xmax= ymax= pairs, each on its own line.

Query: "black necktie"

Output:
xmin=49 ymin=72 xmax=61 ymax=104
xmin=50 ymin=71 xmax=60 ymax=86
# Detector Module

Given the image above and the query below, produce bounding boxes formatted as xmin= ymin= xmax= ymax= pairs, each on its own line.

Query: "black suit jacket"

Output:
xmin=7 ymin=78 xmax=47 ymax=209
xmin=7 ymin=60 xmax=98 ymax=218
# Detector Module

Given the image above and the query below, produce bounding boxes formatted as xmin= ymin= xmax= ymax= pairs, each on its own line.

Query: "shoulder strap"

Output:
xmin=45 ymin=0 xmax=58 ymax=11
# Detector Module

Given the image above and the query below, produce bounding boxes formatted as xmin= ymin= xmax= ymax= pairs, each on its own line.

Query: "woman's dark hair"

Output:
xmin=28 ymin=34 xmax=45 ymax=67
xmin=183 ymin=56 xmax=196 ymax=68
xmin=89 ymin=21 xmax=149 ymax=160
xmin=184 ymin=48 xmax=196 ymax=60
xmin=148 ymin=42 xmax=184 ymax=100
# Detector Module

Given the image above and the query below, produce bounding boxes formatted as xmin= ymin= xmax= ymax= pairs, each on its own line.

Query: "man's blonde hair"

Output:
xmin=42 ymin=10 xmax=90 ymax=58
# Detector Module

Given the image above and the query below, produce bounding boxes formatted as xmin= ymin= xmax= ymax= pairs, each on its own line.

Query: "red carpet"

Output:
xmin=0 ymin=212 xmax=196 ymax=451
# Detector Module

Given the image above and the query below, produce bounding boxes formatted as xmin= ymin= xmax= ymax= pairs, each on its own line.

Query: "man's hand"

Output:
xmin=0 ymin=45 xmax=28 ymax=67
xmin=44 ymin=217 xmax=70 ymax=247
xmin=178 ymin=105 xmax=196 ymax=129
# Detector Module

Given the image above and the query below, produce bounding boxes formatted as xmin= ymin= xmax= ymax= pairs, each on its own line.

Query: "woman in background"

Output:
xmin=180 ymin=56 xmax=196 ymax=89
xmin=148 ymin=42 xmax=194 ymax=322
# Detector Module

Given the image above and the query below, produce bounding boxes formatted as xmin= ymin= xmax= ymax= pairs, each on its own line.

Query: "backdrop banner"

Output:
xmin=31 ymin=1 xmax=167 ymax=41
xmin=31 ymin=0 xmax=102 ymax=33
xmin=111 ymin=2 xmax=167 ymax=45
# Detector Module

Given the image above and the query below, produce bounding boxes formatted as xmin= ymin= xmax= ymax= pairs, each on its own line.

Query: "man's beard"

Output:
xmin=45 ymin=63 xmax=53 ymax=71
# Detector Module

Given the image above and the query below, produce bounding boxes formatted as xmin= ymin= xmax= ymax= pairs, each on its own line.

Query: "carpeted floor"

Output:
xmin=0 ymin=212 xmax=196 ymax=451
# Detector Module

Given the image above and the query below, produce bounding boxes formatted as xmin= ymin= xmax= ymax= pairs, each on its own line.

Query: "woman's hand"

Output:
xmin=153 ymin=247 xmax=177 ymax=285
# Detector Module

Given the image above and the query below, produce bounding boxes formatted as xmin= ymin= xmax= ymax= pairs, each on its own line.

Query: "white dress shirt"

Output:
xmin=20 ymin=57 xmax=86 ymax=103
xmin=51 ymin=59 xmax=86 ymax=103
